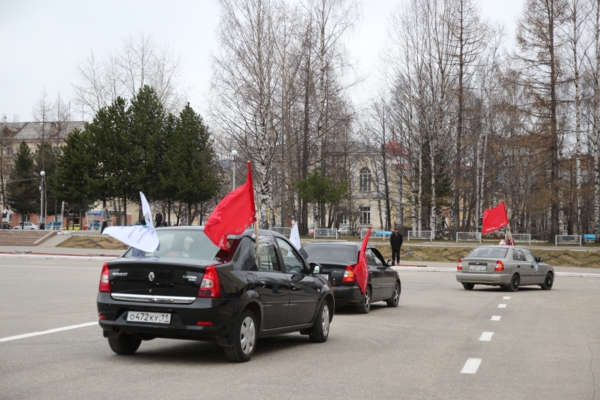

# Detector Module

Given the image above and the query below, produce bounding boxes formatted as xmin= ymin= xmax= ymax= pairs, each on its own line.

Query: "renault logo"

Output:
xmin=148 ymin=272 xmax=155 ymax=282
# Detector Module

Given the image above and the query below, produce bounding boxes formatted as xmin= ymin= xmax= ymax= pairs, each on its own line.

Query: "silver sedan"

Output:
xmin=456 ymin=246 xmax=554 ymax=292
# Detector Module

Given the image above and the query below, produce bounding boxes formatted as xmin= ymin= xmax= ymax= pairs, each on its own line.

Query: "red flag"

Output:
xmin=482 ymin=202 xmax=509 ymax=235
xmin=204 ymin=162 xmax=257 ymax=249
xmin=354 ymin=227 xmax=371 ymax=295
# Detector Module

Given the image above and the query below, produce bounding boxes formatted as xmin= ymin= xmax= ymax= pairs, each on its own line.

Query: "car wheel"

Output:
xmin=540 ymin=272 xmax=554 ymax=290
xmin=224 ymin=309 xmax=257 ymax=363
xmin=386 ymin=281 xmax=401 ymax=307
xmin=108 ymin=334 xmax=142 ymax=355
xmin=507 ymin=274 xmax=520 ymax=292
xmin=462 ymin=283 xmax=475 ymax=290
xmin=356 ymin=286 xmax=371 ymax=314
xmin=309 ymin=301 xmax=331 ymax=343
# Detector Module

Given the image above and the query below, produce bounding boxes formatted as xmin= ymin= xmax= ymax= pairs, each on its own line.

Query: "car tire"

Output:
xmin=386 ymin=281 xmax=401 ymax=307
xmin=309 ymin=301 xmax=331 ymax=343
xmin=540 ymin=272 xmax=554 ymax=290
xmin=108 ymin=334 xmax=142 ymax=355
xmin=507 ymin=274 xmax=520 ymax=292
xmin=224 ymin=310 xmax=257 ymax=363
xmin=356 ymin=286 xmax=371 ymax=314
xmin=462 ymin=283 xmax=475 ymax=290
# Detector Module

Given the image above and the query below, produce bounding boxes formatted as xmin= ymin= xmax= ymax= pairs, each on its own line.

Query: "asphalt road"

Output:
xmin=1 ymin=258 xmax=599 ymax=400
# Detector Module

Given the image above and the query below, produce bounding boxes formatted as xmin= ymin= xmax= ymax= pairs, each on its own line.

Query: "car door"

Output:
xmin=523 ymin=249 xmax=544 ymax=284
xmin=371 ymin=247 xmax=395 ymax=299
xmin=512 ymin=249 xmax=533 ymax=284
xmin=276 ymin=237 xmax=318 ymax=326
xmin=253 ymin=240 xmax=290 ymax=330
xmin=366 ymin=249 xmax=384 ymax=301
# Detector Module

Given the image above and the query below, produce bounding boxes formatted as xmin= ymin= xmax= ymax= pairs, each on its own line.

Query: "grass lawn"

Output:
xmin=57 ymin=236 xmax=128 ymax=250
xmin=57 ymin=234 xmax=600 ymax=268
xmin=305 ymin=236 xmax=600 ymax=268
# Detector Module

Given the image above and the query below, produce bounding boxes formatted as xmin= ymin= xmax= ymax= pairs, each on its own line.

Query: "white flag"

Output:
xmin=289 ymin=221 xmax=301 ymax=250
xmin=140 ymin=191 xmax=153 ymax=227
xmin=102 ymin=191 xmax=159 ymax=252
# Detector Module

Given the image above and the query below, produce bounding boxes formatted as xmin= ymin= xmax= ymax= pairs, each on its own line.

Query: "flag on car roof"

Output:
xmin=103 ymin=191 xmax=159 ymax=252
xmin=204 ymin=161 xmax=257 ymax=250
xmin=354 ymin=226 xmax=371 ymax=295
xmin=482 ymin=202 xmax=509 ymax=235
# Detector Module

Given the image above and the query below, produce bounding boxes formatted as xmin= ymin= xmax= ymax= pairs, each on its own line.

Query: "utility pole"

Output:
xmin=0 ymin=114 xmax=5 ymax=207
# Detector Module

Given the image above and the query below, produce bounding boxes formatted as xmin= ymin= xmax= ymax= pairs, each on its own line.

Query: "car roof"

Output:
xmin=154 ymin=226 xmax=288 ymax=241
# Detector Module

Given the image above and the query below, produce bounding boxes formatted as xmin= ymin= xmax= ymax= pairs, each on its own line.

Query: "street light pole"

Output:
xmin=40 ymin=171 xmax=45 ymax=228
xmin=231 ymin=149 xmax=238 ymax=191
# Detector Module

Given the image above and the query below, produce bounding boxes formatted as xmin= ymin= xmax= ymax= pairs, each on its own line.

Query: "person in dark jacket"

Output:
xmin=155 ymin=210 xmax=163 ymax=227
xmin=390 ymin=228 xmax=403 ymax=265
xmin=101 ymin=205 xmax=110 ymax=233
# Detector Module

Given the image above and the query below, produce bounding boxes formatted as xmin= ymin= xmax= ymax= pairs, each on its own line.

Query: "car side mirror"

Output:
xmin=536 ymin=256 xmax=542 ymax=263
xmin=309 ymin=262 xmax=321 ymax=274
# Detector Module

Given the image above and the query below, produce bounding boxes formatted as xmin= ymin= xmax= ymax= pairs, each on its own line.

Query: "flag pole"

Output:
xmin=505 ymin=202 xmax=513 ymax=243
xmin=252 ymin=162 xmax=261 ymax=266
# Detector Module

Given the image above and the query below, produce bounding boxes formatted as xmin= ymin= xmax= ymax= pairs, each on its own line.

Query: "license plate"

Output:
xmin=127 ymin=311 xmax=171 ymax=324
xmin=469 ymin=265 xmax=487 ymax=271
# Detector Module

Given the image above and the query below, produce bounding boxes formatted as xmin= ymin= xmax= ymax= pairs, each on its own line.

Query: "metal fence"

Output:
xmin=270 ymin=227 xmax=291 ymax=236
xmin=314 ymin=228 xmax=337 ymax=239
xmin=511 ymin=233 xmax=531 ymax=245
xmin=555 ymin=235 xmax=581 ymax=246
xmin=407 ymin=230 xmax=434 ymax=241
xmin=456 ymin=232 xmax=482 ymax=243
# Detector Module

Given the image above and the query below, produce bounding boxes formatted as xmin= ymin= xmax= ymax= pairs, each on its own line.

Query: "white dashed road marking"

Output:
xmin=461 ymin=358 xmax=482 ymax=374
xmin=0 ymin=322 xmax=97 ymax=343
xmin=479 ymin=332 xmax=494 ymax=341
xmin=491 ymin=316 xmax=501 ymax=321
xmin=503 ymin=296 xmax=511 ymax=300
xmin=498 ymin=304 xmax=507 ymax=308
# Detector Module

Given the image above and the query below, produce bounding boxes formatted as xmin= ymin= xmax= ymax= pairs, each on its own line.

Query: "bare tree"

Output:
xmin=514 ymin=0 xmax=569 ymax=241
xmin=211 ymin=0 xmax=280 ymax=228
xmin=32 ymin=87 xmax=55 ymax=171
xmin=73 ymin=33 xmax=187 ymax=118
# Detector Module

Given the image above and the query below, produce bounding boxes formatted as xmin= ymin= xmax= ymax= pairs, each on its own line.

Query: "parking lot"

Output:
xmin=1 ymin=257 xmax=599 ymax=399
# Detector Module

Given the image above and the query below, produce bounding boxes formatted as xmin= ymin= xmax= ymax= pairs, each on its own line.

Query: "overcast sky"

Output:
xmin=0 ymin=0 xmax=524 ymax=123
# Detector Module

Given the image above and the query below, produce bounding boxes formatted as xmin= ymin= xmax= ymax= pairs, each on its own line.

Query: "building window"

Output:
xmin=359 ymin=206 xmax=370 ymax=225
xmin=359 ymin=168 xmax=371 ymax=193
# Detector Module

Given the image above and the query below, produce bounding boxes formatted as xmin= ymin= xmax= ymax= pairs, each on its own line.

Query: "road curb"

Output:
xmin=2 ymin=254 xmax=599 ymax=277
xmin=0 ymin=252 xmax=120 ymax=261
xmin=392 ymin=266 xmax=600 ymax=278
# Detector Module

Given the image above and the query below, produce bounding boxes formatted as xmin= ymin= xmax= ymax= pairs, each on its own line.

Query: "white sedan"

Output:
xmin=13 ymin=222 xmax=39 ymax=230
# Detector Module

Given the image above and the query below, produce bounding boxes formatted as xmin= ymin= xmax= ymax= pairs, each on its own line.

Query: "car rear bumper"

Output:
xmin=331 ymin=285 xmax=363 ymax=305
xmin=97 ymin=293 xmax=239 ymax=341
xmin=456 ymin=272 xmax=511 ymax=285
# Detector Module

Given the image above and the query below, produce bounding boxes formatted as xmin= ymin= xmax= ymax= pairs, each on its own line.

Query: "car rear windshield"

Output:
xmin=303 ymin=245 xmax=358 ymax=264
xmin=124 ymin=229 xmax=220 ymax=262
xmin=467 ymin=247 xmax=508 ymax=259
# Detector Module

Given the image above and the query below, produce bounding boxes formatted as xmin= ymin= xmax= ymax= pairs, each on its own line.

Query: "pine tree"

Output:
xmin=7 ymin=142 xmax=40 ymax=226
xmin=50 ymin=129 xmax=96 ymax=214
xmin=166 ymin=104 xmax=220 ymax=224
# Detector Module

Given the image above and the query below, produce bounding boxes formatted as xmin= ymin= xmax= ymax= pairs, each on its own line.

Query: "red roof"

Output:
xmin=385 ymin=141 xmax=407 ymax=157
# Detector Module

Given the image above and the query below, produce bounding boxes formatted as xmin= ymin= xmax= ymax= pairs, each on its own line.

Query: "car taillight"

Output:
xmin=495 ymin=260 xmax=504 ymax=271
xmin=99 ymin=262 xmax=111 ymax=293
xmin=342 ymin=265 xmax=356 ymax=282
xmin=457 ymin=259 xmax=462 ymax=271
xmin=198 ymin=266 xmax=221 ymax=298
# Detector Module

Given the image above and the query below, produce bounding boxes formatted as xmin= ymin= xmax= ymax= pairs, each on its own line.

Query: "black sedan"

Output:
xmin=300 ymin=241 xmax=400 ymax=313
xmin=97 ymin=227 xmax=334 ymax=362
